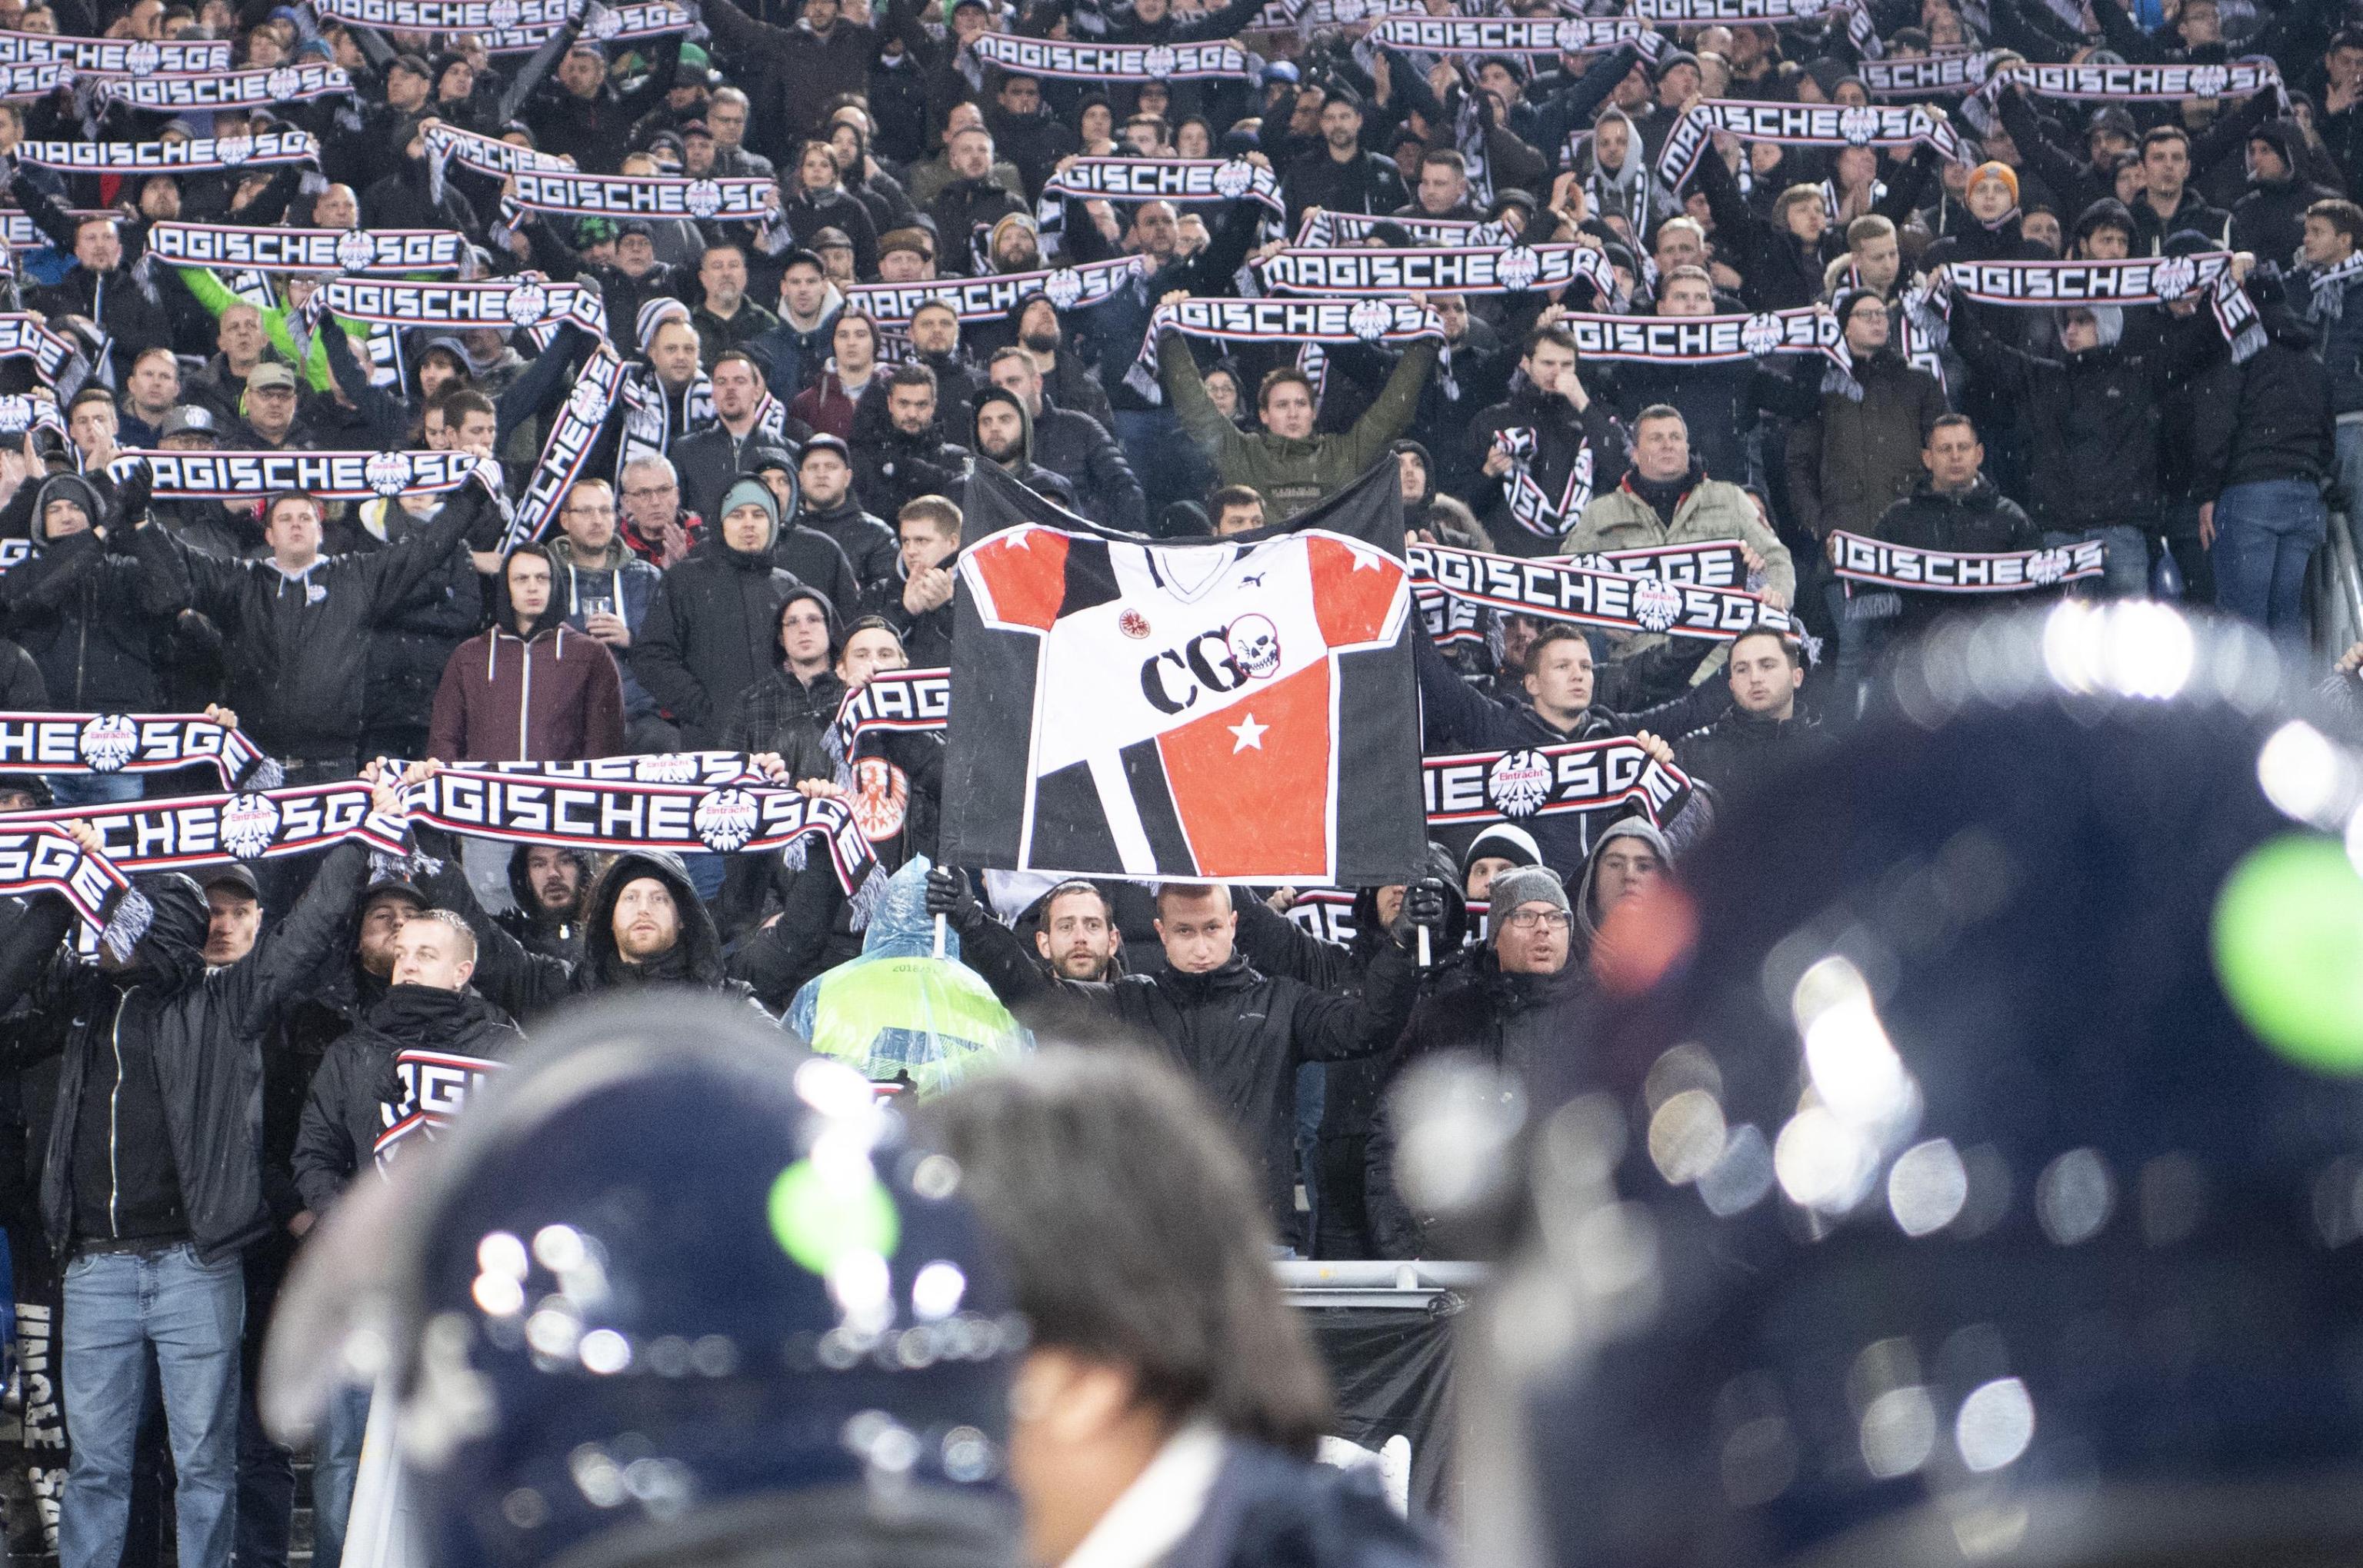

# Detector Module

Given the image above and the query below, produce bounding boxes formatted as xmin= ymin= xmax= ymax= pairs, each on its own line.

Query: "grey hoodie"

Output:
xmin=1573 ymin=815 xmax=1674 ymax=957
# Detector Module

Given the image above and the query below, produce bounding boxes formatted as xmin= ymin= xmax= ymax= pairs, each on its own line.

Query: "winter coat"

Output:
xmin=695 ymin=0 xmax=889 ymax=155
xmin=1563 ymin=464 xmax=1797 ymax=682
xmin=1605 ymin=358 xmax=1818 ymax=491
xmin=1784 ymin=353 xmax=1949 ymax=539
xmin=1673 ymin=698 xmax=1826 ymax=806
xmin=0 ymin=845 xmax=362 ymax=1261
xmin=0 ymin=516 xmax=186 ymax=711
xmin=353 ymin=502 xmax=485 ymax=742
xmin=1280 ymin=148 xmax=1410 ymax=233
xmin=174 ymin=483 xmax=492 ymax=761
xmin=854 ymin=420 xmax=970 ymax=523
xmin=1695 ymin=149 xmax=1844 ymax=312
xmin=1027 ymin=401 xmax=1146 ymax=534
xmin=928 ymin=178 xmax=1030 ymax=274
xmin=1365 ymin=948 xmax=1589 ymax=1258
xmin=289 ymin=984 xmax=522 ymax=1214
xmin=2302 ymin=264 xmax=2363 ymax=419
xmin=801 ymin=497 xmax=902 ymax=588
xmin=547 ymin=534 xmax=665 ymax=724
xmin=1064 ymin=200 xmax=1264 ymax=415
xmin=631 ymin=524 xmax=808 ymax=749
xmin=2193 ymin=321 xmax=2338 ymax=501
xmin=777 ymin=185 xmax=882 ymax=281
xmin=965 ymin=388 xmax=1081 ymax=518
xmin=1163 ymin=1437 xmax=1444 ymax=1568
xmin=1871 ymin=475 xmax=2045 ymax=639
xmin=675 ymin=422 xmax=808 ymax=528
xmin=497 ymin=843 xmax=592 ymax=965
xmin=0 ymin=635 xmax=44 ymax=707
xmin=858 ymin=564 xmax=955 ymax=668
xmin=427 ymin=614 xmax=627 ymax=764
xmin=748 ymin=305 xmax=842 ymax=402
xmin=1163 ymin=333 xmax=1438 ymax=518
xmin=955 ymin=913 xmax=1421 ymax=1230
xmin=1466 ymin=384 xmax=1631 ymax=558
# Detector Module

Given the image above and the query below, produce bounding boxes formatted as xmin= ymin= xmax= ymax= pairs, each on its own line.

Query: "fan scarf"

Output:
xmin=1487 ymin=426 xmax=1594 ymax=541
xmin=94 ymin=62 xmax=350 ymax=109
xmin=844 ymin=255 xmax=1142 ymax=325
xmin=1255 ymin=242 xmax=1617 ymax=298
xmin=1635 ymin=0 xmax=1884 ymax=53
xmin=386 ymin=765 xmax=879 ymax=894
xmin=1826 ymin=530 xmax=2106 ymax=592
xmin=372 ymin=1049 xmax=502 ymax=1169
xmin=1125 ymin=295 xmax=1445 ymax=402
xmin=968 ymin=32 xmax=1252 ymax=79
xmin=1657 ymin=101 xmax=1967 ymax=189
xmin=1408 ymin=540 xmax=1789 ymax=641
xmin=1561 ymin=305 xmax=1845 ymax=365
xmin=1925 ymin=253 xmax=2264 ymax=363
xmin=1418 ymin=540 xmax=1751 ymax=645
xmin=1425 ymin=737 xmax=1690 ymax=827
xmin=1961 ymin=58 xmax=2286 ymax=135
xmin=0 ymin=209 xmax=115 ymax=254
xmin=0 ymin=62 xmax=70 ymax=98
xmin=502 ymin=342 xmax=627 ymax=552
xmin=616 ymin=364 xmax=714 ymax=474
xmin=0 ymin=711 xmax=281 ymax=790
xmin=315 ymin=0 xmax=688 ymax=51
xmin=0 ymin=28 xmax=228 ymax=68
xmin=109 ymin=449 xmax=497 ymax=501
xmin=1365 ymin=15 xmax=1649 ymax=53
xmin=0 ymin=826 xmax=148 ymax=960
xmin=1256 ymin=0 xmax=1429 ymax=30
xmin=0 ymin=314 xmax=78 ymax=385
xmin=1295 ymin=208 xmax=1515 ymax=248
xmin=18 ymin=781 xmax=405 ymax=870
xmin=445 ymin=751 xmax=765 ymax=787
xmin=831 ymin=669 xmax=952 ymax=757
xmin=1861 ymin=49 xmax=2002 ymax=98
xmin=318 ymin=276 xmax=609 ymax=343
xmin=17 ymin=131 xmax=318 ymax=171
xmin=2306 ymin=251 xmax=2363 ymax=321
xmin=148 ymin=222 xmax=466 ymax=275
xmin=1040 ymin=157 xmax=1282 ymax=215
xmin=423 ymin=120 xmax=570 ymax=202
xmin=507 ymin=169 xmax=773 ymax=221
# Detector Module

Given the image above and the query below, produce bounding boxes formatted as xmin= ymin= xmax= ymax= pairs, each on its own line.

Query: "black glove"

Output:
xmin=924 ymin=866 xmax=982 ymax=930
xmin=1396 ymin=876 xmax=1448 ymax=949
xmin=112 ymin=457 xmax=152 ymax=530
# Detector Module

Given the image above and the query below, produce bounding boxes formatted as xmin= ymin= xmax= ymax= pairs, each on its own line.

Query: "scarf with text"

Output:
xmin=1425 ymin=737 xmax=1688 ymax=827
xmin=845 ymin=255 xmax=1142 ymax=324
xmin=108 ymin=448 xmax=497 ymax=501
xmin=1656 ymin=101 xmax=1966 ymax=190
xmin=1255 ymin=241 xmax=1616 ymax=298
xmin=0 ymin=209 xmax=115 ymax=252
xmin=1283 ymin=887 xmax=1492 ymax=947
xmin=148 ymin=221 xmax=465 ymax=275
xmin=968 ymin=32 xmax=1253 ymax=79
xmin=1861 ymin=48 xmax=2001 ymax=98
xmin=1366 ymin=15 xmax=1648 ymax=53
xmin=0 ymin=28 xmax=226 ymax=69
xmin=17 ymin=131 xmax=318 ymax=171
xmin=2308 ymin=251 xmax=2363 ymax=321
xmin=0 ymin=314 xmax=78 ymax=385
xmin=1041 ymin=157 xmax=1283 ymax=217
xmin=616 ymin=363 xmax=715 ymax=474
xmin=1488 ymin=424 xmax=1593 ymax=541
xmin=507 ymin=169 xmax=773 ymax=221
xmin=829 ymin=669 xmax=952 ymax=757
xmin=423 ymin=120 xmax=570 ymax=203
xmin=1635 ymin=0 xmax=1882 ymax=53
xmin=0 ymin=711 xmax=279 ymax=790
xmin=1295 ymin=208 xmax=1514 ymax=248
xmin=373 ymin=1049 xmax=503 ymax=1169
xmin=315 ymin=0 xmax=688 ymax=50
xmin=17 ymin=781 xmax=404 ymax=870
xmin=503 ymin=343 xmax=627 ymax=553
xmin=1255 ymin=0 xmax=1430 ymax=30
xmin=1409 ymin=539 xmax=1788 ymax=641
xmin=0 ymin=826 xmax=148 ymax=960
xmin=95 ymin=62 xmax=350 ymax=110
xmin=1826 ymin=529 xmax=2106 ymax=592
xmin=0 ymin=62 xmax=71 ymax=98
xmin=1419 ymin=538 xmax=1751 ymax=644
xmin=387 ymin=765 xmax=878 ymax=894
xmin=1126 ymin=295 xmax=1445 ymax=402
xmin=318 ymin=275 xmax=609 ymax=345
xmin=1926 ymin=252 xmax=2263 ymax=362
xmin=1562 ymin=305 xmax=1845 ymax=366
xmin=452 ymin=752 xmax=765 ymax=786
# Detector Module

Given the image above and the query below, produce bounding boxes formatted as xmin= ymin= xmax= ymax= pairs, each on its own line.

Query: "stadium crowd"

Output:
xmin=4 ymin=0 xmax=2363 ymax=1561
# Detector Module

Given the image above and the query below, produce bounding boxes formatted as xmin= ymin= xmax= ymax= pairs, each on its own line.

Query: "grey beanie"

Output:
xmin=716 ymin=475 xmax=779 ymax=534
xmin=35 ymin=472 xmax=105 ymax=537
xmin=1488 ymin=864 xmax=1570 ymax=930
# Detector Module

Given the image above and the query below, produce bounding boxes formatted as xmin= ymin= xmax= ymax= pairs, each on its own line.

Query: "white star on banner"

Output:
xmin=1228 ymin=713 xmax=1268 ymax=752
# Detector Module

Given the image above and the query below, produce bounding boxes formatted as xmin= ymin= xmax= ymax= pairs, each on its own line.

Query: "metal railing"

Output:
xmin=1275 ymin=1260 xmax=1488 ymax=1310
xmin=2317 ymin=508 xmax=2363 ymax=660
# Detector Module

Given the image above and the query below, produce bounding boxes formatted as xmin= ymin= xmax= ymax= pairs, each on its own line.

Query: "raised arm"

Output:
xmin=1158 ymin=324 xmax=1246 ymax=469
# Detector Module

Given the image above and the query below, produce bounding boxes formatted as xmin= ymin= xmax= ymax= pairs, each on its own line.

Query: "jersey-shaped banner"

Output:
xmin=942 ymin=462 xmax=1426 ymax=884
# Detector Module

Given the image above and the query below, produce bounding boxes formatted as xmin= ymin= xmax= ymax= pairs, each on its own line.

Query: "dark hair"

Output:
xmin=1255 ymin=365 xmax=1314 ymax=409
xmin=1525 ymin=323 xmax=1578 ymax=356
xmin=886 ymin=361 xmax=938 ymax=395
xmin=923 ymin=1049 xmax=1334 ymax=1453
xmin=1530 ymin=622 xmax=1591 ymax=659
xmin=1040 ymin=879 xmax=1114 ymax=924
xmin=1420 ymin=147 xmax=1468 ymax=175
xmin=2309 ymin=197 xmax=2363 ymax=249
xmin=841 ymin=612 xmax=902 ymax=646
xmin=2141 ymin=125 xmax=2191 ymax=157
xmin=711 ymin=347 xmax=766 ymax=383
xmin=1730 ymin=621 xmax=1801 ymax=669
xmin=832 ymin=311 xmax=880 ymax=355
xmin=505 ymin=539 xmax=553 ymax=576
xmin=436 ymin=388 xmax=496 ymax=426
xmin=700 ymin=238 xmax=746 ymax=265
xmin=263 ymin=491 xmax=320 ymax=528
xmin=67 ymin=385 xmax=115 ymax=415
xmin=1928 ymin=411 xmax=1978 ymax=443
xmin=1208 ymin=484 xmax=1265 ymax=520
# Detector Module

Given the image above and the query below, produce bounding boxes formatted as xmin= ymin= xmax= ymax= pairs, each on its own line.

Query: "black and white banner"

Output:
xmin=149 ymin=222 xmax=467 ymax=276
xmin=1129 ymin=295 xmax=1445 ymax=401
xmin=1365 ymin=15 xmax=1647 ymax=53
xmin=1825 ymin=529 xmax=2105 ymax=592
xmin=1933 ymin=251 xmax=2233 ymax=305
xmin=1632 ymin=0 xmax=1838 ymax=15
xmin=1256 ymin=242 xmax=1615 ymax=298
xmin=0 ymin=826 xmax=145 ymax=959
xmin=1417 ymin=540 xmax=1751 ymax=646
xmin=423 ymin=120 xmax=569 ymax=201
xmin=502 ymin=342 xmax=625 ymax=553
xmin=373 ymin=1048 xmax=503 ymax=1169
xmin=445 ymin=751 xmax=761 ymax=787
xmin=969 ymin=32 xmax=1254 ymax=79
xmin=1408 ymin=541 xmax=1787 ymax=641
xmin=1861 ymin=49 xmax=2001 ymax=98
xmin=321 ymin=276 xmax=607 ymax=340
xmin=508 ymin=169 xmax=773 ymax=221
xmin=1656 ymin=101 xmax=1965 ymax=188
xmin=0 ymin=537 xmax=29 ymax=574
xmin=387 ymin=766 xmax=878 ymax=893
xmin=832 ymin=668 xmax=952 ymax=754
xmin=0 ymin=62 xmax=69 ymax=99
xmin=0 ymin=28 xmax=228 ymax=70
xmin=1985 ymin=59 xmax=2281 ymax=102
xmin=1563 ymin=306 xmax=1842 ymax=365
xmin=0 ymin=314 xmax=78 ymax=385
xmin=0 ymin=711 xmax=279 ymax=791
xmin=0 ymin=210 xmax=113 ymax=252
xmin=315 ymin=0 xmax=688 ymax=50
xmin=1040 ymin=156 xmax=1282 ymax=214
xmin=112 ymin=449 xmax=497 ymax=502
xmin=94 ymin=62 xmax=350 ymax=109
xmin=846 ymin=255 xmax=1142 ymax=324
xmin=1255 ymin=0 xmax=1430 ymax=30
xmin=17 ymin=782 xmax=400 ymax=870
xmin=1295 ymin=208 xmax=1512 ymax=248
xmin=17 ymin=131 xmax=318 ymax=171
xmin=1423 ymin=737 xmax=1689 ymax=827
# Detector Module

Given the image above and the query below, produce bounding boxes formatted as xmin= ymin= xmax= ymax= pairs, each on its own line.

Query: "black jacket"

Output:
xmin=1871 ymin=475 xmax=2045 ymax=639
xmin=854 ymin=421 xmax=970 ymax=522
xmin=1672 ymin=699 xmax=1825 ymax=806
xmin=1027 ymin=402 xmax=1146 ymax=534
xmin=2193 ymin=318 xmax=2338 ymax=501
xmin=290 ymin=983 xmax=522 ymax=1215
xmin=1164 ymin=1439 xmax=1442 ymax=1568
xmin=0 ymin=848 xmax=359 ymax=1262
xmin=0 ymin=517 xmax=186 ymax=711
xmin=1281 ymin=148 xmax=1411 ymax=233
xmin=1605 ymin=356 xmax=1818 ymax=491
xmin=858 ymin=564 xmax=955 ymax=668
xmin=1465 ymin=383 xmax=1631 ymax=557
xmin=802 ymin=496 xmax=902 ymax=588
xmin=630 ymin=527 xmax=808 ymax=750
xmin=497 ymin=842 xmax=592 ymax=965
xmin=356 ymin=507 xmax=485 ymax=741
xmin=954 ymin=912 xmax=1422 ymax=1231
xmin=0 ymin=634 xmax=44 ymax=707
xmin=696 ymin=0 xmax=896 ymax=155
xmin=174 ymin=481 xmax=492 ymax=762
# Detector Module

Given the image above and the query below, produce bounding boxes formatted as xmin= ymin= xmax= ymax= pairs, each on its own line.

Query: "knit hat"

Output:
xmin=717 ymin=476 xmax=779 ymax=534
xmin=637 ymin=297 xmax=692 ymax=351
xmin=1461 ymin=823 xmax=1542 ymax=880
xmin=1488 ymin=865 xmax=1570 ymax=933
xmin=34 ymin=472 xmax=103 ymax=535
xmin=1970 ymin=160 xmax=2020 ymax=206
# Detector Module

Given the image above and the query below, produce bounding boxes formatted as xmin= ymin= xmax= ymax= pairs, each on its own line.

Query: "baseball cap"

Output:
xmin=681 ymin=118 xmax=714 ymax=141
xmin=159 ymin=404 xmax=218 ymax=440
xmin=202 ymin=864 xmax=261 ymax=901
xmin=246 ymin=363 xmax=298 ymax=393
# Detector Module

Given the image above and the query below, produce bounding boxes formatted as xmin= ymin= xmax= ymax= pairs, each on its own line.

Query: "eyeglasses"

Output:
xmin=1501 ymin=909 xmax=1571 ymax=932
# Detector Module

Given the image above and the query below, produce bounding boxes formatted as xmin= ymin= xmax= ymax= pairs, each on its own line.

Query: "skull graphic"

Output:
xmin=1225 ymin=614 xmax=1281 ymax=680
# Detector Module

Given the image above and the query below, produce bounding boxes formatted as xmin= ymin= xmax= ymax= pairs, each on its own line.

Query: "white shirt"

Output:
xmin=1058 ymin=1420 xmax=1228 ymax=1568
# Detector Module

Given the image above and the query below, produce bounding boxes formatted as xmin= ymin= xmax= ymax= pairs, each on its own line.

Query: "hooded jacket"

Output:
xmin=721 ymin=584 xmax=850 ymax=757
xmin=1467 ymin=379 xmax=1635 ymax=558
xmin=737 ymin=450 xmax=864 ymax=622
xmin=427 ymin=591 xmax=627 ymax=764
xmin=0 ymin=491 xmax=187 ymax=711
xmin=965 ymin=386 xmax=1080 ymax=514
xmin=498 ymin=841 xmax=594 ymax=965
xmin=629 ymin=494 xmax=809 ymax=750
xmin=354 ymin=497 xmax=487 ymax=743
xmin=1784 ymin=349 xmax=1950 ymax=540
xmin=289 ymin=983 xmax=523 ymax=1215
xmin=0 ymin=843 xmax=366 ymax=1260
xmin=1022 ymin=395 xmax=1147 ymax=535
xmin=852 ymin=402 xmax=970 ymax=521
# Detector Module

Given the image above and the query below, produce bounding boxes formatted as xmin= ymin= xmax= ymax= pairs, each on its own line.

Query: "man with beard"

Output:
xmin=1005 ymin=292 xmax=1115 ymax=431
xmin=967 ymin=388 xmax=1080 ymax=512
xmin=1281 ymin=88 xmax=1408 ymax=232
xmin=985 ymin=349 xmax=1144 ymax=534
xmin=1671 ymin=624 xmax=1821 ymax=802
xmin=672 ymin=351 xmax=809 ymax=525
xmin=795 ymin=434 xmax=899 ymax=588
xmin=852 ymin=367 xmax=970 ymax=522
xmin=688 ymin=243 xmax=782 ymax=369
xmin=631 ymin=478 xmax=806 ymax=750
xmin=498 ymin=846 xmax=594 ymax=964
xmin=747 ymin=251 xmax=841 ymax=400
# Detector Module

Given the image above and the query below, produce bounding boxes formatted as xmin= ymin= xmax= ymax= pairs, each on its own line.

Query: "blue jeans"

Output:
xmin=2211 ymin=478 xmax=2327 ymax=638
xmin=2041 ymin=526 xmax=2150 ymax=599
xmin=61 ymin=1243 xmax=243 ymax=1568
xmin=308 ymin=1384 xmax=372 ymax=1568
xmin=46 ymin=771 xmax=144 ymax=807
